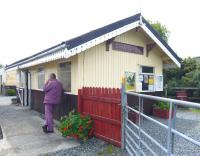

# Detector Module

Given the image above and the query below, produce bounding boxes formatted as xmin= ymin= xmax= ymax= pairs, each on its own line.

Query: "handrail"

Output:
xmin=126 ymin=91 xmax=200 ymax=109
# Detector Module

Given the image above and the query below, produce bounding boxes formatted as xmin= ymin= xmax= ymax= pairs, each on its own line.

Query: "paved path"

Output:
xmin=0 ymin=96 xmax=79 ymax=156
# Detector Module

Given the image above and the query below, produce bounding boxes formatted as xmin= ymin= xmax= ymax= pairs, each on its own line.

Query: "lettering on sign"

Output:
xmin=112 ymin=41 xmax=144 ymax=55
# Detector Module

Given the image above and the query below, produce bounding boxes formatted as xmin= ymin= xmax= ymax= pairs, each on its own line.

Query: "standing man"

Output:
xmin=42 ymin=73 xmax=63 ymax=133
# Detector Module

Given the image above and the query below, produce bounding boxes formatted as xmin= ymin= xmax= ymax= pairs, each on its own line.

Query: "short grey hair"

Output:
xmin=50 ymin=73 xmax=56 ymax=79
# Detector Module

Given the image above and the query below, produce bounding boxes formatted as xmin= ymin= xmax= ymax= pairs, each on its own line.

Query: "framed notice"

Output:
xmin=155 ymin=75 xmax=163 ymax=91
xmin=125 ymin=72 xmax=136 ymax=91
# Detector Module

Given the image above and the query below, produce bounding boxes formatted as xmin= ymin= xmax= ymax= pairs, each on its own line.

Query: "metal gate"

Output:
xmin=121 ymin=86 xmax=200 ymax=156
xmin=16 ymin=87 xmax=24 ymax=105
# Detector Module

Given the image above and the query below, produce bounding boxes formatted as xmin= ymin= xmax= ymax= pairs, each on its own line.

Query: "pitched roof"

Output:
xmin=6 ymin=13 xmax=181 ymax=69
xmin=141 ymin=18 xmax=181 ymax=63
xmin=65 ymin=14 xmax=141 ymax=49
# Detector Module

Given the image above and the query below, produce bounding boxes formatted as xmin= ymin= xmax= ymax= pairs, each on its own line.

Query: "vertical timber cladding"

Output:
xmin=112 ymin=41 xmax=144 ymax=55
xmin=78 ymin=87 xmax=121 ymax=147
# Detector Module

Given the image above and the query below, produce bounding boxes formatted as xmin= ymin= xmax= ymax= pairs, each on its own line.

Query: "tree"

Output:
xmin=147 ymin=21 xmax=200 ymax=96
xmin=149 ymin=20 xmax=170 ymax=42
xmin=181 ymin=57 xmax=197 ymax=77
xmin=164 ymin=57 xmax=200 ymax=96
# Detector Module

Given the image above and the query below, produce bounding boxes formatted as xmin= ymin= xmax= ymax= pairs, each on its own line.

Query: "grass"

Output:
xmin=190 ymin=108 xmax=200 ymax=114
xmin=97 ymin=144 xmax=114 ymax=156
xmin=178 ymin=107 xmax=200 ymax=114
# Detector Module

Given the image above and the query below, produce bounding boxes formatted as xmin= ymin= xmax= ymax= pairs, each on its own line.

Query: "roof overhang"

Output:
xmin=6 ymin=14 xmax=181 ymax=70
xmin=140 ymin=23 xmax=181 ymax=67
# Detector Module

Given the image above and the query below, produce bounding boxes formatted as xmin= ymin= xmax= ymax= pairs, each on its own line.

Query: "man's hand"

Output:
xmin=45 ymin=79 xmax=50 ymax=85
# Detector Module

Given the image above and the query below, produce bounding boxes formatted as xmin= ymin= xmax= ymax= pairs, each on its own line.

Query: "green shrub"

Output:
xmin=6 ymin=89 xmax=16 ymax=96
xmin=58 ymin=110 xmax=94 ymax=141
xmin=153 ymin=101 xmax=170 ymax=110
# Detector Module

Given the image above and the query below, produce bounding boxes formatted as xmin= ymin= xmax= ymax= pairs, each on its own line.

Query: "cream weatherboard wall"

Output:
xmin=5 ymin=69 xmax=17 ymax=86
xmin=18 ymin=28 xmax=167 ymax=95
xmin=77 ymin=29 xmax=163 ymax=93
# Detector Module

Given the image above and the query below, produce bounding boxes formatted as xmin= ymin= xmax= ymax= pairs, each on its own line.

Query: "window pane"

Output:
xmin=142 ymin=66 xmax=154 ymax=73
xmin=142 ymin=75 xmax=149 ymax=90
xmin=58 ymin=62 xmax=71 ymax=92
xmin=38 ymin=68 xmax=45 ymax=89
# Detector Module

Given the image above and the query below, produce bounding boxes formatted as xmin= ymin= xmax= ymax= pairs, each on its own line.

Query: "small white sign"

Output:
xmin=138 ymin=75 xmax=143 ymax=82
xmin=155 ymin=75 xmax=163 ymax=91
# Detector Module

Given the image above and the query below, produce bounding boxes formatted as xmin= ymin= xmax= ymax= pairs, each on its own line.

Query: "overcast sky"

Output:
xmin=0 ymin=0 xmax=199 ymax=65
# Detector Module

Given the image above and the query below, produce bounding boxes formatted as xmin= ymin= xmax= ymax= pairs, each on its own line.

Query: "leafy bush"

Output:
xmin=164 ymin=57 xmax=200 ymax=97
xmin=6 ymin=89 xmax=16 ymax=96
xmin=153 ymin=101 xmax=170 ymax=110
xmin=58 ymin=110 xmax=94 ymax=141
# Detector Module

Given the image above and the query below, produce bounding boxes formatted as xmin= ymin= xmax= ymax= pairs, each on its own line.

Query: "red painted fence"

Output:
xmin=78 ymin=87 xmax=121 ymax=146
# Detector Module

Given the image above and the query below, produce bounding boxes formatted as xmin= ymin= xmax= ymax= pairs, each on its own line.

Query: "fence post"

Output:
xmin=167 ymin=101 xmax=173 ymax=156
xmin=138 ymin=96 xmax=142 ymax=156
xmin=121 ymin=78 xmax=127 ymax=150
xmin=171 ymin=104 xmax=177 ymax=154
xmin=78 ymin=89 xmax=82 ymax=113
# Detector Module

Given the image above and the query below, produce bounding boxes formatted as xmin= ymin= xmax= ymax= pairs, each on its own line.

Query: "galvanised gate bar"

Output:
xmin=121 ymin=87 xmax=200 ymax=156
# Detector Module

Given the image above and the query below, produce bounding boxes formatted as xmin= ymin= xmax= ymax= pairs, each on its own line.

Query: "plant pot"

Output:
xmin=153 ymin=108 xmax=173 ymax=119
xmin=11 ymin=98 xmax=19 ymax=104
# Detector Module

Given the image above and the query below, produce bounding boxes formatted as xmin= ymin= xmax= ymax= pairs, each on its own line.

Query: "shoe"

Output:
xmin=42 ymin=125 xmax=48 ymax=133
xmin=42 ymin=125 xmax=54 ymax=133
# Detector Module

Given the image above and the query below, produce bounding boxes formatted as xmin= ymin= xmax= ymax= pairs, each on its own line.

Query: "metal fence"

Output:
xmin=121 ymin=87 xmax=200 ymax=156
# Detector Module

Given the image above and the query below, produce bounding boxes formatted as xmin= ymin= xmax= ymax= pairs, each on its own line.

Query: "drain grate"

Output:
xmin=0 ymin=125 xmax=3 ymax=139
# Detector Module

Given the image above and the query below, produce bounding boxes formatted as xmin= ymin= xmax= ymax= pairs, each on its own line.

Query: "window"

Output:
xmin=139 ymin=66 xmax=154 ymax=91
xmin=58 ymin=62 xmax=71 ymax=92
xmin=19 ymin=71 xmax=26 ymax=88
xmin=38 ymin=67 xmax=45 ymax=89
xmin=141 ymin=66 xmax=154 ymax=74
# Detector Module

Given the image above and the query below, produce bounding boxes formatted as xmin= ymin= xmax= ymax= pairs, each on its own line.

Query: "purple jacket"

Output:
xmin=43 ymin=79 xmax=63 ymax=104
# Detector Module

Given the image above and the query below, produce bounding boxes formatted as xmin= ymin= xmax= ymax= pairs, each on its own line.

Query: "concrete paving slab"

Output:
xmin=0 ymin=96 xmax=80 ymax=156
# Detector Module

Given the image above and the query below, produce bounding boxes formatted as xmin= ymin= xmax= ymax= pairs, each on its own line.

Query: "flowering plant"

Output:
xmin=58 ymin=110 xmax=94 ymax=141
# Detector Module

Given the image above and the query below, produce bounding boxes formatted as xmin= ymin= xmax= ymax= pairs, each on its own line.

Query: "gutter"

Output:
xmin=6 ymin=43 xmax=67 ymax=70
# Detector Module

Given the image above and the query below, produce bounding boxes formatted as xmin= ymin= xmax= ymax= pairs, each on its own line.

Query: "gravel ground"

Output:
xmin=45 ymin=109 xmax=200 ymax=156
xmin=127 ymin=109 xmax=200 ymax=156
xmin=46 ymin=138 xmax=125 ymax=156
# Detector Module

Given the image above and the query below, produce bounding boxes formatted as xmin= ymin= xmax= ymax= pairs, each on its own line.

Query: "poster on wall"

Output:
xmin=148 ymin=75 xmax=154 ymax=85
xmin=148 ymin=85 xmax=154 ymax=91
xmin=148 ymin=75 xmax=154 ymax=91
xmin=125 ymin=72 xmax=136 ymax=91
xmin=155 ymin=75 xmax=163 ymax=91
